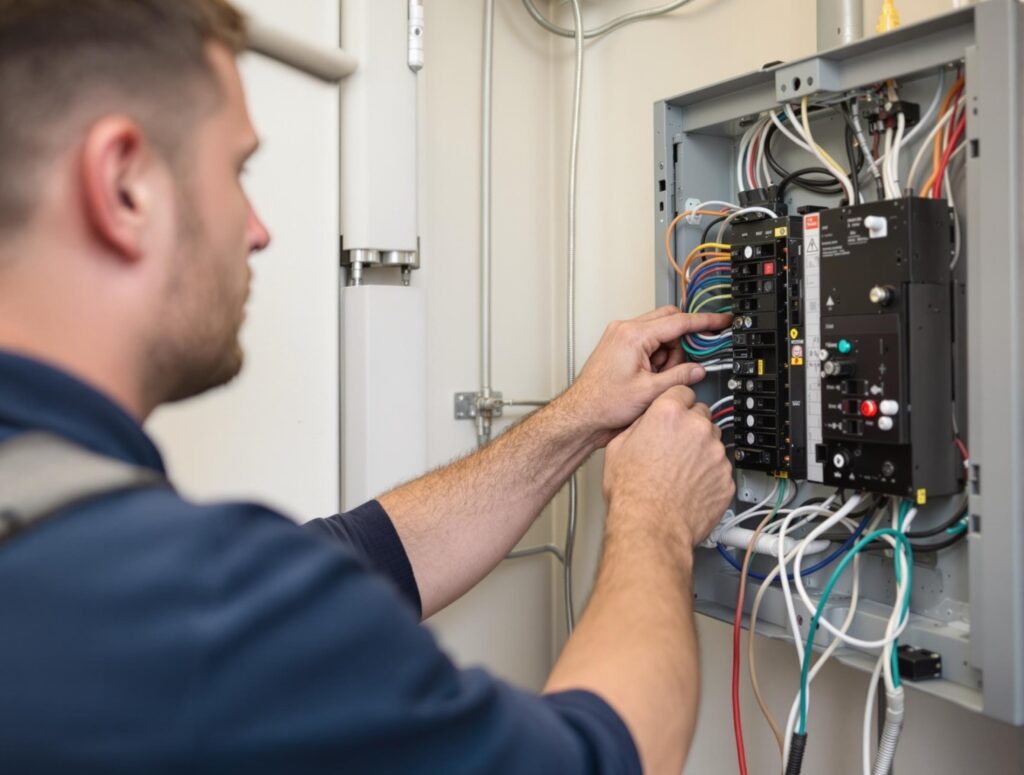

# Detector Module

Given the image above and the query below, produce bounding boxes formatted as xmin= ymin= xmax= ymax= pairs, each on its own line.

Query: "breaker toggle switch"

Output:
xmin=880 ymin=400 xmax=900 ymax=416
xmin=860 ymin=400 xmax=879 ymax=418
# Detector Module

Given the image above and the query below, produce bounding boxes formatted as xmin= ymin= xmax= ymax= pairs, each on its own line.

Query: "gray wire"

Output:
xmin=481 ymin=0 xmax=495 ymax=404
xmin=520 ymin=0 xmax=697 ymax=40
xmin=562 ymin=0 xmax=584 ymax=637
xmin=507 ymin=543 xmax=566 ymax=563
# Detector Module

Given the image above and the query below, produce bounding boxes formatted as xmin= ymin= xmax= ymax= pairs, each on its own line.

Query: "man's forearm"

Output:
xmin=379 ymin=394 xmax=606 ymax=619
xmin=543 ymin=504 xmax=700 ymax=775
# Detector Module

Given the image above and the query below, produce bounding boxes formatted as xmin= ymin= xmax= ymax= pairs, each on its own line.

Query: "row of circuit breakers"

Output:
xmin=727 ymin=198 xmax=963 ymax=500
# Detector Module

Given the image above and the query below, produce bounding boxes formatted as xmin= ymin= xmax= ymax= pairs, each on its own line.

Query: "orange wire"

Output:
xmin=664 ymin=208 xmax=732 ymax=277
xmin=920 ymin=74 xmax=964 ymax=196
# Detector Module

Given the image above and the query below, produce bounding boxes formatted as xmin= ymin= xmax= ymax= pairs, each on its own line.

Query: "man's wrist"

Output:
xmin=605 ymin=494 xmax=696 ymax=576
xmin=548 ymin=386 xmax=611 ymax=453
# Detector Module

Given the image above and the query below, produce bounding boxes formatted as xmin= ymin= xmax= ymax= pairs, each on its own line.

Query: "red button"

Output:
xmin=762 ymin=261 xmax=775 ymax=275
xmin=860 ymin=400 xmax=879 ymax=418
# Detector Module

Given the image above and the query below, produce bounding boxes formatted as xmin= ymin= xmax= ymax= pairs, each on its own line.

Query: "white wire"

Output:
xmin=561 ymin=0 xmax=585 ymax=638
xmin=899 ymin=68 xmax=946 ymax=149
xmin=789 ymin=101 xmax=855 ymax=203
xmin=714 ymin=206 xmax=779 ymax=243
xmin=882 ymin=128 xmax=895 ymax=199
xmin=887 ymin=112 xmax=906 ymax=198
xmin=776 ymin=494 xmax=845 ymax=663
xmin=709 ymin=395 xmax=734 ymax=414
xmin=792 ymin=496 xmax=912 ymax=650
xmin=948 ymin=142 xmax=966 ymax=270
xmin=520 ymin=0 xmax=697 ymax=40
xmin=737 ymin=122 xmax=760 ymax=192
xmin=863 ymin=652 xmax=887 ymax=775
xmin=905 ymin=97 xmax=960 ymax=193
xmin=756 ymin=119 xmax=773 ymax=187
xmin=850 ymin=103 xmax=884 ymax=194
xmin=778 ymin=511 xmax=871 ymax=765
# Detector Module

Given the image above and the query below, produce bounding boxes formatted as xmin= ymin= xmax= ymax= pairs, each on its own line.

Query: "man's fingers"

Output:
xmin=651 ymin=362 xmax=708 ymax=392
xmin=660 ymin=342 xmax=685 ymax=372
xmin=692 ymin=402 xmax=711 ymax=421
xmin=639 ymin=312 xmax=733 ymax=349
xmin=651 ymin=348 xmax=670 ymax=370
xmin=711 ymin=423 xmax=722 ymax=441
xmin=655 ymin=384 xmax=698 ymax=411
xmin=634 ymin=305 xmax=681 ymax=323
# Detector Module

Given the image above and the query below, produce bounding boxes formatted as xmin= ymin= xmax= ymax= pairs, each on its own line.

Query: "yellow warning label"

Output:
xmin=775 ymin=472 xmax=790 ymax=479
xmin=790 ymin=328 xmax=799 ymax=340
xmin=757 ymin=359 xmax=764 ymax=376
xmin=792 ymin=357 xmax=804 ymax=366
xmin=916 ymin=489 xmax=928 ymax=506
xmin=775 ymin=227 xmax=789 ymax=238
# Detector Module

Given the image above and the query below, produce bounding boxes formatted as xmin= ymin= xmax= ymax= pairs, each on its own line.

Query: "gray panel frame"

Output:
xmin=653 ymin=1 xmax=1024 ymax=724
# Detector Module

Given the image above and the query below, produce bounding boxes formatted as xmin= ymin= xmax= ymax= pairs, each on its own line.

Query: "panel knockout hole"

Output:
xmin=781 ymin=83 xmax=788 ymax=93
xmin=792 ymin=77 xmax=802 ymax=91
xmin=807 ymin=76 xmax=814 ymax=86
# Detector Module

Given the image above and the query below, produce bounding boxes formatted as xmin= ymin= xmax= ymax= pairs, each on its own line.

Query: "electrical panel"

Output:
xmin=729 ymin=217 xmax=807 ymax=479
xmin=653 ymin=0 xmax=1024 ymax=728
xmin=811 ymin=199 xmax=961 ymax=499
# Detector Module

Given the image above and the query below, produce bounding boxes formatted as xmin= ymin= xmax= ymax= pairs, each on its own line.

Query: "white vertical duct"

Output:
xmin=342 ymin=286 xmax=427 ymax=510
xmin=340 ymin=0 xmax=418 ymax=255
xmin=340 ymin=0 xmax=426 ymax=508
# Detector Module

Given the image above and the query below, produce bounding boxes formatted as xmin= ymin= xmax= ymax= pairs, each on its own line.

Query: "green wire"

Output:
xmin=797 ymin=526 xmax=913 ymax=735
xmin=691 ymin=293 xmax=731 ymax=315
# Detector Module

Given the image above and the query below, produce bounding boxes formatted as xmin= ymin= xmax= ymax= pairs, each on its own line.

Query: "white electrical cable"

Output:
xmin=881 ymin=128 xmax=895 ymax=199
xmin=756 ymin=119 xmax=773 ymax=187
xmin=886 ymin=112 xmax=906 ymax=198
xmin=736 ymin=121 xmax=760 ymax=191
xmin=562 ymin=0 xmax=585 ymax=637
xmin=776 ymin=494 xmax=848 ymax=663
xmin=899 ymin=68 xmax=946 ymax=150
xmin=788 ymin=101 xmax=856 ymax=203
xmin=520 ymin=0 xmax=697 ymax=40
xmin=779 ymin=508 xmax=881 ymax=765
xmin=792 ymin=494 xmax=914 ymax=649
xmin=714 ymin=206 xmax=779 ymax=243
xmin=905 ymin=96 xmax=961 ymax=193
xmin=862 ymin=651 xmax=887 ymax=775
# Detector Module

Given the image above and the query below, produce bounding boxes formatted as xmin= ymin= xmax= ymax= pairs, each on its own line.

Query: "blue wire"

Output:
xmin=715 ymin=508 xmax=872 ymax=582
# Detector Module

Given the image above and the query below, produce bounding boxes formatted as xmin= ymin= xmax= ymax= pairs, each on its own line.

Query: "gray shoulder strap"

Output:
xmin=0 ymin=432 xmax=168 ymax=545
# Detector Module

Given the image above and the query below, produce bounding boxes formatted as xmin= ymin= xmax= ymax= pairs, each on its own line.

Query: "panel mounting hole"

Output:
xmin=793 ymin=77 xmax=802 ymax=91
xmin=807 ymin=76 xmax=814 ymax=86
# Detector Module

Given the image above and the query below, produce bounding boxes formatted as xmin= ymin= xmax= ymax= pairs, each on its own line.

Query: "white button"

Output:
xmin=747 ymin=432 xmax=756 ymax=445
xmin=746 ymin=415 xmax=755 ymax=427
xmin=864 ymin=215 xmax=888 ymax=239
xmin=746 ymin=397 xmax=755 ymax=410
xmin=878 ymin=416 xmax=894 ymax=431
xmin=880 ymin=400 xmax=899 ymax=416
xmin=744 ymin=246 xmax=754 ymax=258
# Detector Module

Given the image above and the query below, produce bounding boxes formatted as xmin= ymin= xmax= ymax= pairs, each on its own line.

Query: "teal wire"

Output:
xmin=797 ymin=527 xmax=914 ymax=735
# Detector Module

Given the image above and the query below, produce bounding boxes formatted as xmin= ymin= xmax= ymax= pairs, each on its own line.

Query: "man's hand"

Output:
xmin=602 ymin=385 xmax=735 ymax=551
xmin=546 ymin=386 xmax=735 ymax=774
xmin=558 ymin=307 xmax=731 ymax=445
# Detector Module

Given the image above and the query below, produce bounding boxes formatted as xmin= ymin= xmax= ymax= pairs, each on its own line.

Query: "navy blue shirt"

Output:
xmin=0 ymin=351 xmax=640 ymax=774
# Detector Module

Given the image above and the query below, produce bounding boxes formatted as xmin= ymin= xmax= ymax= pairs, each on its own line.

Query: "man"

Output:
xmin=0 ymin=1 xmax=734 ymax=773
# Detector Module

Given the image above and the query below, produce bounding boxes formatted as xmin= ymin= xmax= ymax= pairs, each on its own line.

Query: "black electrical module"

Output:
xmin=897 ymin=645 xmax=942 ymax=681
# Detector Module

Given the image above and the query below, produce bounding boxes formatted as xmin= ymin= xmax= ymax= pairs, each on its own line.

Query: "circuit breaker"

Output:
xmin=729 ymin=216 xmax=807 ymax=479
xmin=807 ymin=199 xmax=961 ymax=498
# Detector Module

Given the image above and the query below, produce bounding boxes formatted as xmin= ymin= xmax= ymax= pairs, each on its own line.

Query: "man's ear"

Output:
xmin=79 ymin=116 xmax=158 ymax=263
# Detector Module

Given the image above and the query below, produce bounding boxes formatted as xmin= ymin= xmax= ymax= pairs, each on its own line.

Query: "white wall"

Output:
xmin=147 ymin=0 xmax=342 ymax=521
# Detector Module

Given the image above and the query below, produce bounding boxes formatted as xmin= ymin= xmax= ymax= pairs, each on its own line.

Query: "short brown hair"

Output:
xmin=0 ymin=0 xmax=248 ymax=232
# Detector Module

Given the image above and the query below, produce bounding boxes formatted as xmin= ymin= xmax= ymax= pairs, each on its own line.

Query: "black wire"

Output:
xmin=906 ymin=498 xmax=969 ymax=539
xmin=776 ymin=167 xmax=842 ymax=200
xmin=909 ymin=528 xmax=968 ymax=552
xmin=843 ymin=109 xmax=861 ymax=205
xmin=701 ymin=214 xmax=729 ymax=245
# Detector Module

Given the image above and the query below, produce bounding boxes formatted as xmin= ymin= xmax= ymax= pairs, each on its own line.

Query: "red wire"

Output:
xmin=713 ymin=407 xmax=734 ymax=421
xmin=932 ymin=113 xmax=966 ymax=199
xmin=732 ymin=574 xmax=749 ymax=775
xmin=955 ymin=436 xmax=970 ymax=462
